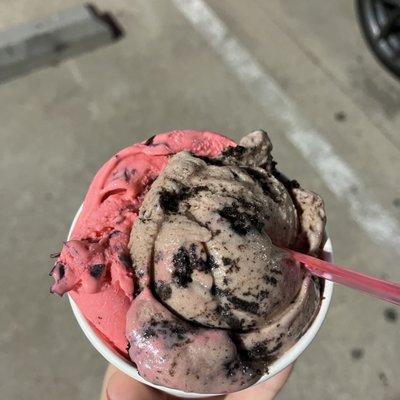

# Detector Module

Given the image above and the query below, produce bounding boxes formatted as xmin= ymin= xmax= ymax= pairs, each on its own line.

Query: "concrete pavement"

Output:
xmin=0 ymin=1 xmax=398 ymax=399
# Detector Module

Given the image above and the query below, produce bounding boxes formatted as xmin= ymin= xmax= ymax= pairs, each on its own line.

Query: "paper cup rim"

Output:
xmin=68 ymin=204 xmax=334 ymax=398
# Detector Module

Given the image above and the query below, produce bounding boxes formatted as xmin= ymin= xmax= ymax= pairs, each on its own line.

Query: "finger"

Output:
xmin=227 ymin=364 xmax=294 ymax=400
xmin=100 ymin=365 xmax=117 ymax=400
xmin=101 ymin=364 xmax=167 ymax=400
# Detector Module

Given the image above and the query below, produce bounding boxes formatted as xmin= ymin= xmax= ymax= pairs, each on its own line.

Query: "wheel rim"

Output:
xmin=357 ymin=0 xmax=400 ymax=78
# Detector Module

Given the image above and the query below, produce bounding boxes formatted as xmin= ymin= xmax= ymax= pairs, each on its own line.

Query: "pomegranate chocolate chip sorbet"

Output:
xmin=50 ymin=130 xmax=326 ymax=393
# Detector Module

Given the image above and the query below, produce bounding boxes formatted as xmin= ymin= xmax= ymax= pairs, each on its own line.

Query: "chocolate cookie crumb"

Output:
xmin=222 ymin=145 xmax=246 ymax=158
xmin=226 ymin=295 xmax=259 ymax=315
xmin=270 ymin=267 xmax=282 ymax=275
xmin=118 ymin=252 xmax=133 ymax=270
xmin=172 ymin=247 xmax=194 ymax=287
xmin=159 ymin=186 xmax=208 ymax=214
xmin=142 ymin=327 xmax=156 ymax=339
xmin=222 ymin=257 xmax=232 ymax=266
xmin=144 ymin=135 xmax=156 ymax=145
xmin=219 ymin=204 xmax=263 ymax=236
xmin=89 ymin=264 xmax=105 ymax=279
xmin=58 ymin=263 xmax=65 ymax=279
xmin=264 ymin=276 xmax=278 ymax=286
xmin=156 ymin=281 xmax=172 ymax=301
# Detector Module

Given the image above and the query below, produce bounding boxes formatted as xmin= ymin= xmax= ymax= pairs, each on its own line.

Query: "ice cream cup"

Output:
xmin=68 ymin=204 xmax=334 ymax=399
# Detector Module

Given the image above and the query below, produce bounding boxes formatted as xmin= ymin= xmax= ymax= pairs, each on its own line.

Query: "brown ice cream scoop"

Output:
xmin=138 ymin=151 xmax=303 ymax=330
xmin=127 ymin=130 xmax=326 ymax=393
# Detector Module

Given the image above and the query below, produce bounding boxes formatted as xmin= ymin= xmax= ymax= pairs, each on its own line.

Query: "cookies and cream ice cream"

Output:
xmin=50 ymin=130 xmax=326 ymax=393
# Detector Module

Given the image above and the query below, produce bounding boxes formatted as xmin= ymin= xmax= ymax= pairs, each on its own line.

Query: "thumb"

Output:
xmin=102 ymin=364 xmax=167 ymax=400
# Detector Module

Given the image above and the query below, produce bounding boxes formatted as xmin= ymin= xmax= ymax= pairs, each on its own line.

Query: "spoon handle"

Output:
xmin=287 ymin=249 xmax=400 ymax=306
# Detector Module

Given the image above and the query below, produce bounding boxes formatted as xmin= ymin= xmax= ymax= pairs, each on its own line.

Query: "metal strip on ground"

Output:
xmin=0 ymin=4 xmax=123 ymax=83
xmin=171 ymin=0 xmax=400 ymax=253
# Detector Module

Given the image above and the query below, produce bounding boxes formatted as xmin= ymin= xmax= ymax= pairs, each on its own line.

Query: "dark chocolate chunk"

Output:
xmin=159 ymin=190 xmax=179 ymax=213
xmin=204 ymin=254 xmax=218 ymax=271
xmin=89 ymin=264 xmax=105 ymax=279
xmin=159 ymin=187 xmax=188 ymax=213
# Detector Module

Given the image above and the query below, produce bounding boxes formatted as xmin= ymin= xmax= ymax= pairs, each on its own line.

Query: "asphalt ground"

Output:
xmin=0 ymin=1 xmax=399 ymax=399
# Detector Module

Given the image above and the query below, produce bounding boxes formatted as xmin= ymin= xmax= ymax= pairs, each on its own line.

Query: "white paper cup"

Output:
xmin=68 ymin=205 xmax=333 ymax=398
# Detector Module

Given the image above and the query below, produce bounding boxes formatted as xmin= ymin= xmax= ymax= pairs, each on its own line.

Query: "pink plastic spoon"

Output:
xmin=285 ymin=249 xmax=400 ymax=306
